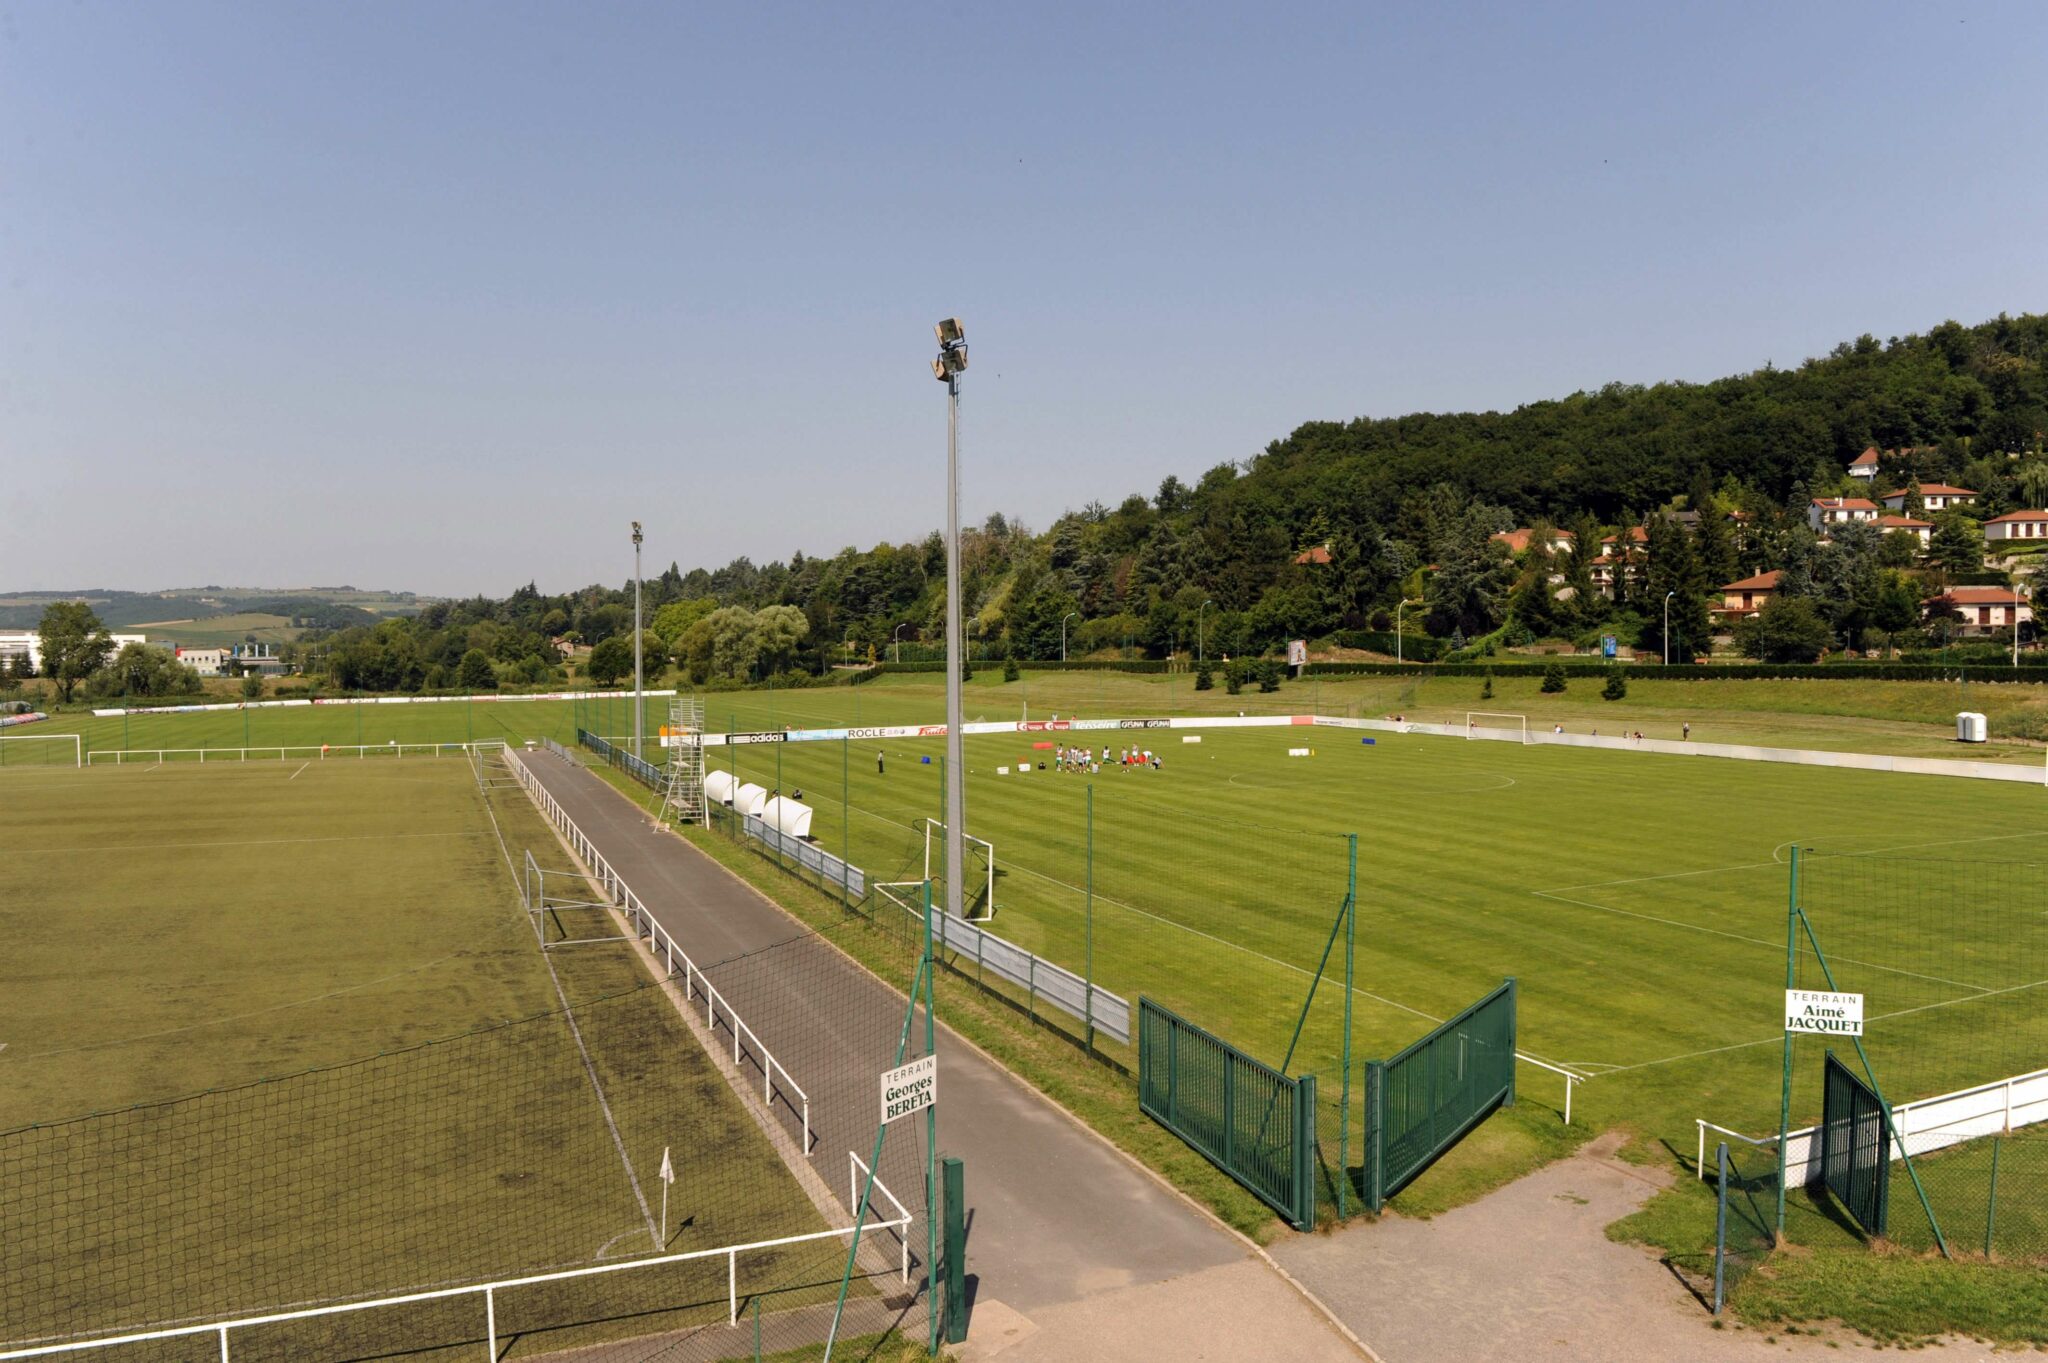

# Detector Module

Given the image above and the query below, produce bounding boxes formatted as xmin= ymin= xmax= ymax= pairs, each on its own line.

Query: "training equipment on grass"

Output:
xmin=1464 ymin=711 xmax=1529 ymax=743
xmin=0 ymin=734 xmax=81 ymax=767
xmin=922 ymin=817 xmax=995 ymax=922
xmin=467 ymin=739 xmax=519 ymax=792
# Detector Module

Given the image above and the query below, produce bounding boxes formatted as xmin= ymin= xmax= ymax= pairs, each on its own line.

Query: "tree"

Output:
xmin=1871 ymin=572 xmax=1920 ymax=656
xmin=1194 ymin=660 xmax=1214 ymax=690
xmin=1002 ymin=653 xmax=1020 ymax=682
xmin=649 ymin=597 xmax=716 ymax=647
xmin=752 ymin=605 xmax=809 ymax=675
xmin=1735 ymin=596 xmax=1833 ymax=663
xmin=1640 ymin=513 xmax=1712 ymax=663
xmin=240 ymin=673 xmax=263 ymax=701
xmin=83 ymin=642 xmax=201 ymax=699
xmin=457 ymin=649 xmax=500 ymax=690
xmin=1929 ymin=512 xmax=1984 ymax=581
xmin=1225 ymin=662 xmax=1244 ymax=695
xmin=1256 ymin=659 xmax=1281 ymax=692
xmin=1480 ymin=671 xmax=1494 ymax=700
xmin=1602 ymin=667 xmax=1628 ymax=700
xmin=1540 ymin=663 xmax=1567 ymax=693
xmin=37 ymin=602 xmax=113 ymax=703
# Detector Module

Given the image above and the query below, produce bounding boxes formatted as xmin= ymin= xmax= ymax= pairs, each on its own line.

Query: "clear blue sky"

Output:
xmin=5 ymin=2 xmax=2045 ymax=597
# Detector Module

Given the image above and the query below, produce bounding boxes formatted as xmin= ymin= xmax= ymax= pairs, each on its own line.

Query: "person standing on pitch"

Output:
xmin=876 ymin=750 xmax=885 ymax=775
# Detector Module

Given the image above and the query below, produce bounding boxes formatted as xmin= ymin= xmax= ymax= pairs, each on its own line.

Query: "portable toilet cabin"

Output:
xmin=1957 ymin=712 xmax=1988 ymax=744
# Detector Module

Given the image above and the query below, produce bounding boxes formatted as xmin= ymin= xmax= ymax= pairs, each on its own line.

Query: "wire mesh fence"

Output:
xmin=0 ymin=769 xmax=941 ymax=1362
xmin=1792 ymin=850 xmax=2048 ymax=1261
xmin=1714 ymin=1140 xmax=1777 ymax=1315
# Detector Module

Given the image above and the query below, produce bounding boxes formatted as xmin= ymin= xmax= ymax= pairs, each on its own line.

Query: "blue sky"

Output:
xmin=5 ymin=2 xmax=2046 ymax=596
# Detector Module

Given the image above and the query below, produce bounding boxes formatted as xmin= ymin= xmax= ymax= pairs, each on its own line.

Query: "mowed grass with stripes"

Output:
xmin=0 ymin=756 xmax=825 ymax=1360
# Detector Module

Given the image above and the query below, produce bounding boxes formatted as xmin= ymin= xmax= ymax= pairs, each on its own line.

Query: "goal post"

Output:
xmin=923 ymin=817 xmax=996 ymax=922
xmin=1464 ymin=712 xmax=1529 ymax=744
xmin=0 ymin=734 xmax=82 ymax=768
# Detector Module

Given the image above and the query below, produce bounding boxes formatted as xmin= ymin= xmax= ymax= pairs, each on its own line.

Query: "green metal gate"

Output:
xmin=1821 ymin=1050 xmax=1890 ymax=1237
xmin=1365 ymin=979 xmax=1516 ymax=1211
xmin=1138 ymin=998 xmax=1318 ymax=1230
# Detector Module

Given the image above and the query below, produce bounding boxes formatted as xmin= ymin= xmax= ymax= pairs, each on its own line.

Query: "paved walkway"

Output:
xmin=1270 ymin=1131 xmax=2011 ymax=1363
xmin=514 ymin=749 xmax=1363 ymax=1361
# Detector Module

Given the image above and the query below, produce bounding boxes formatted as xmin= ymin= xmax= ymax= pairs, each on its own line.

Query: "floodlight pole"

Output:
xmin=632 ymin=521 xmax=645 ymax=760
xmin=936 ymin=320 xmax=969 ymax=923
xmin=1198 ymin=599 xmax=1213 ymax=662
xmin=1664 ymin=590 xmax=1675 ymax=667
xmin=1061 ymin=611 xmax=1078 ymax=662
xmin=895 ymin=623 xmax=910 ymax=665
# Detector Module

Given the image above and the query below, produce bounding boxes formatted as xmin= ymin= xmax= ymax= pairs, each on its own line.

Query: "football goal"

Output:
xmin=923 ymin=818 xmax=996 ymax=922
xmin=0 ymin=734 xmax=81 ymax=768
xmin=1465 ymin=712 xmax=1529 ymax=744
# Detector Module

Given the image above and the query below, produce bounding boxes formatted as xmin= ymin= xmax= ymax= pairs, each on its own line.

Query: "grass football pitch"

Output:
xmin=0 ymin=758 xmax=834 ymax=1360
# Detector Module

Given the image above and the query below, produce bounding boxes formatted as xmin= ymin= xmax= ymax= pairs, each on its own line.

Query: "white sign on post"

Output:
xmin=1785 ymin=989 xmax=1864 ymax=1036
xmin=880 ymin=1054 xmax=937 ymax=1125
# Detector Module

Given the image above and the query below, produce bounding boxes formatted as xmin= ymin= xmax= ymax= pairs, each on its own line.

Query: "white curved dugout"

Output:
xmin=761 ymin=796 xmax=814 ymax=840
xmin=705 ymin=768 xmax=736 ymax=806
xmin=734 ymin=782 xmax=769 ymax=818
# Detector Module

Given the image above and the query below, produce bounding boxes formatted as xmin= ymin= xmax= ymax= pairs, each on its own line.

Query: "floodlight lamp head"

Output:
xmin=935 ymin=317 xmax=964 ymax=346
xmin=632 ymin=521 xmax=643 ymax=544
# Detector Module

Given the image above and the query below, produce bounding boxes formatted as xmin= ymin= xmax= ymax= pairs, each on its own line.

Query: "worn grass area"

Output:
xmin=0 ymin=760 xmax=828 ymax=1361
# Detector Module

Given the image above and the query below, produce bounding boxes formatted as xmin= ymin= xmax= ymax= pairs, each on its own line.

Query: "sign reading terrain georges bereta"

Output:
xmin=879 ymin=1054 xmax=937 ymax=1124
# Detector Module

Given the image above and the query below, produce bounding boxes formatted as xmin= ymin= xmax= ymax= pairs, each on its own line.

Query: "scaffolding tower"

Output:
xmin=657 ymin=696 xmax=707 ymax=826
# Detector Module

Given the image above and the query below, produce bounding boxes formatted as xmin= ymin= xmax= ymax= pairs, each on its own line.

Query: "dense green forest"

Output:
xmin=159 ymin=312 xmax=2048 ymax=689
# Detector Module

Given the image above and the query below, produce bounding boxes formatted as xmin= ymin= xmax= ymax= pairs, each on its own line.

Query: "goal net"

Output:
xmin=923 ymin=818 xmax=996 ymax=922
xmin=0 ymin=734 xmax=81 ymax=768
xmin=1464 ymin=712 xmax=1529 ymax=744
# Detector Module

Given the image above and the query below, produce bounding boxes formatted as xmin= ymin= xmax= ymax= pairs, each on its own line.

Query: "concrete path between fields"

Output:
xmin=512 ymin=748 xmax=1366 ymax=1363
xmin=1269 ymin=1130 xmax=2013 ymax=1363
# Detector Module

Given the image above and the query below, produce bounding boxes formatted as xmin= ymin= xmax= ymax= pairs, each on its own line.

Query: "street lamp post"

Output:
xmin=632 ymin=521 xmax=645 ymax=760
xmin=1396 ymin=598 xmax=1422 ymax=663
xmin=1197 ymin=599 xmax=1214 ymax=663
xmin=1061 ymin=611 xmax=1078 ymax=663
xmin=894 ymin=623 xmax=911 ymax=665
xmin=933 ymin=319 xmax=970 ymax=925
xmin=1664 ymin=590 xmax=1675 ymax=667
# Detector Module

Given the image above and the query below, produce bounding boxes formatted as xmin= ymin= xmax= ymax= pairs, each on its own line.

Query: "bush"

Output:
xmin=1194 ymin=660 xmax=1214 ymax=691
xmin=1256 ymin=659 xmax=1281 ymax=693
xmin=1481 ymin=671 xmax=1494 ymax=701
xmin=1002 ymin=654 xmax=1020 ymax=683
xmin=1540 ymin=663 xmax=1567 ymax=694
xmin=1603 ymin=667 xmax=1628 ymax=701
xmin=457 ymin=649 xmax=499 ymax=691
xmin=1225 ymin=662 xmax=1243 ymax=695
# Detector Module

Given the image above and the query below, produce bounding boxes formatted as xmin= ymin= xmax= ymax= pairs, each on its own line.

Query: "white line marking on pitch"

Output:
xmin=287 ymin=761 xmax=310 ymax=780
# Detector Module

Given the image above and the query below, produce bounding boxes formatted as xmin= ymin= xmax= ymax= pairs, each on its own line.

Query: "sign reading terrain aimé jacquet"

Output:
xmin=1785 ymin=989 xmax=1864 ymax=1036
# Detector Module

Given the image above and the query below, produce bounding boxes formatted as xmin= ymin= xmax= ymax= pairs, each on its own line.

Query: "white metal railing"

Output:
xmin=86 ymin=741 xmax=503 ymax=765
xmin=1516 ymin=1053 xmax=1585 ymax=1124
xmin=848 ymin=1150 xmax=913 ymax=1283
xmin=0 ymin=1206 xmax=911 ymax=1360
xmin=508 ymin=751 xmax=813 ymax=1155
xmin=1695 ymin=1120 xmax=1777 ymax=1178
xmin=1697 ymin=1065 xmax=2048 ymax=1183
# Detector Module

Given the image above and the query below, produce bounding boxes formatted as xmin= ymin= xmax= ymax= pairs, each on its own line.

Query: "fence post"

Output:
xmin=1504 ymin=976 xmax=1518 ymax=1108
xmin=1366 ymin=1060 xmax=1385 ymax=1213
xmin=1085 ymin=784 xmax=1095 ymax=1051
xmin=1294 ymin=1073 xmax=1318 ymax=1230
xmin=943 ymin=1155 xmax=968 ymax=1344
xmin=1713 ymin=1142 xmax=1729 ymax=1314
xmin=1985 ymin=1135 xmax=2002 ymax=1256
xmin=1340 ymin=833 xmax=1356 ymax=1218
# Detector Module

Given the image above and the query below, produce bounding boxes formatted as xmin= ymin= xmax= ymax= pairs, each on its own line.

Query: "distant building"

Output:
xmin=1292 ymin=545 xmax=1333 ymax=566
xmin=174 ymin=647 xmax=232 ymax=677
xmin=1808 ymin=497 xmax=1880 ymax=532
xmin=1490 ymin=528 xmax=1576 ymax=556
xmin=1715 ymin=571 xmax=1783 ymax=619
xmin=1927 ymin=586 xmax=2031 ymax=636
xmin=1847 ymin=447 xmax=1881 ymax=481
xmin=231 ymin=643 xmax=288 ymax=676
xmin=1875 ymin=514 xmax=1933 ymax=549
xmin=0 ymin=629 xmax=148 ymax=674
xmin=1983 ymin=510 xmax=2048 ymax=544
xmin=1879 ymin=484 xmax=1975 ymax=513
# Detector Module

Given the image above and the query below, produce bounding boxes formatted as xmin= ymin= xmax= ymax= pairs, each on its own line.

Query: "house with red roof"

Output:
xmin=1983 ymin=511 xmax=2048 ymax=544
xmin=1880 ymin=484 xmax=1975 ymax=514
xmin=1490 ymin=527 xmax=1575 ymax=556
xmin=1808 ymin=497 xmax=1880 ymax=533
xmin=1847 ymin=446 xmax=1882 ymax=481
xmin=1715 ymin=571 xmax=1782 ymax=619
xmin=1875 ymin=514 xmax=1933 ymax=549
xmin=1926 ymin=586 xmax=2031 ymax=636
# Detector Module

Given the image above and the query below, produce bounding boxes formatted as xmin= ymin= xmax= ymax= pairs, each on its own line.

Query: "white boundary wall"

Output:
xmin=1699 ymin=1066 xmax=2048 ymax=1187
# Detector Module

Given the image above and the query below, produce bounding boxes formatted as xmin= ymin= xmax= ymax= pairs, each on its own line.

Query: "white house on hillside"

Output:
xmin=1809 ymin=497 xmax=1880 ymax=532
xmin=1984 ymin=510 xmax=2048 ymax=543
xmin=1928 ymin=586 xmax=2031 ymax=637
xmin=1880 ymin=483 xmax=1975 ymax=513
xmin=1847 ymin=447 xmax=1881 ymax=481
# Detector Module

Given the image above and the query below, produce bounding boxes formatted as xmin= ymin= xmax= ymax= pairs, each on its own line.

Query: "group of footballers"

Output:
xmin=1051 ymin=744 xmax=1162 ymax=774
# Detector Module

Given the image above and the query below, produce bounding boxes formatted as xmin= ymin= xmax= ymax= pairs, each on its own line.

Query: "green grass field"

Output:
xmin=0 ymin=757 xmax=835 ymax=1361
xmin=127 ymin=610 xmax=302 ymax=647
